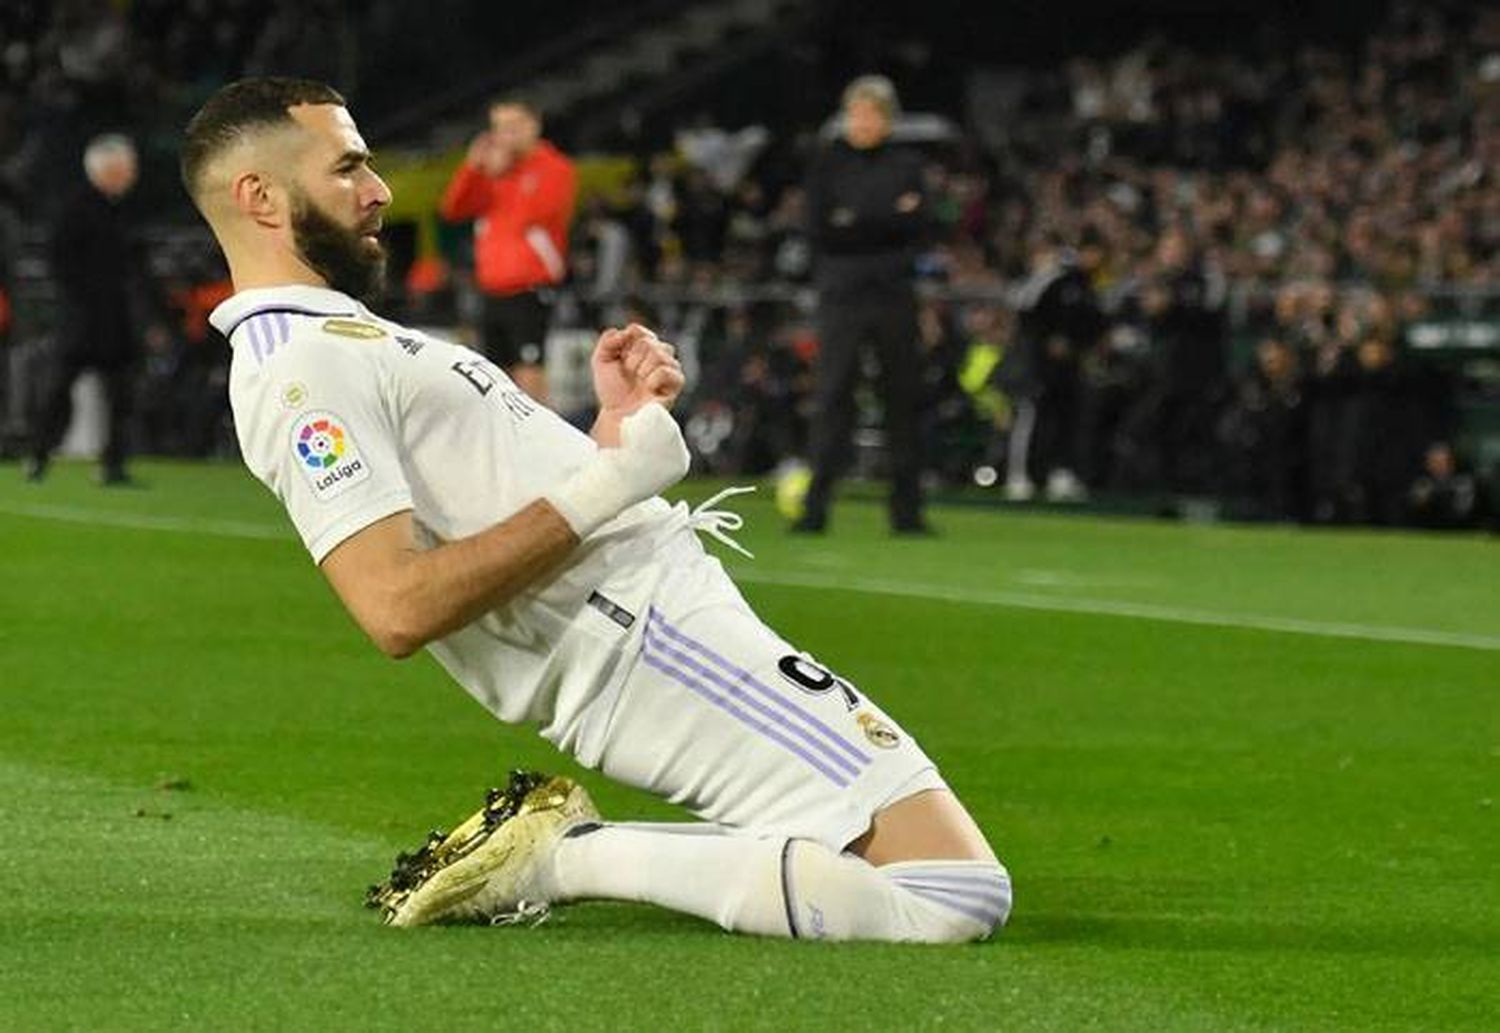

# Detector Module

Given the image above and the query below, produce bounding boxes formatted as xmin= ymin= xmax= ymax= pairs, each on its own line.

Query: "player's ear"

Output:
xmin=231 ymin=171 xmax=284 ymax=228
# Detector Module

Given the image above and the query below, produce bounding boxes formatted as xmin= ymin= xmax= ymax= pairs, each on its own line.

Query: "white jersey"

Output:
xmin=213 ymin=285 xmax=685 ymax=751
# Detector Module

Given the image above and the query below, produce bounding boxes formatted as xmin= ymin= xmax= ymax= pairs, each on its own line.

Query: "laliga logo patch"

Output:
xmin=291 ymin=410 xmax=370 ymax=500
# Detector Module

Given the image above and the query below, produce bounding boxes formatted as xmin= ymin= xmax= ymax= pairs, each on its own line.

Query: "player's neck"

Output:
xmin=227 ymin=248 xmax=335 ymax=297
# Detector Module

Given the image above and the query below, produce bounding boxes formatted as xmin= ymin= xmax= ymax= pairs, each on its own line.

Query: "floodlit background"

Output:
xmin=1 ymin=0 xmax=1497 ymax=524
xmin=0 ymin=3 xmax=1496 ymax=1031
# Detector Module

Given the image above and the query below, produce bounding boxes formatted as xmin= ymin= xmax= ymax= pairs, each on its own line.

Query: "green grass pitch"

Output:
xmin=1 ymin=460 xmax=1496 ymax=1032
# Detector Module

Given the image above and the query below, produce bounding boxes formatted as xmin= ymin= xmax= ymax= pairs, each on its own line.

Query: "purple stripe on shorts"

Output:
xmin=647 ymin=609 xmax=873 ymax=767
xmin=897 ymin=883 xmax=1008 ymax=925
xmin=640 ymin=651 xmax=850 ymax=787
xmin=643 ymin=625 xmax=863 ymax=779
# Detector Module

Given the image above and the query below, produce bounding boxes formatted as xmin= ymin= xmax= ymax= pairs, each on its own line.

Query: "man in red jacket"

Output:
xmin=440 ymin=100 xmax=576 ymax=401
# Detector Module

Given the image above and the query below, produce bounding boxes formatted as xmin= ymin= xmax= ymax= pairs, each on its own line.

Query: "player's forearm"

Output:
xmin=335 ymin=403 xmax=687 ymax=658
xmin=381 ymin=500 xmax=577 ymax=657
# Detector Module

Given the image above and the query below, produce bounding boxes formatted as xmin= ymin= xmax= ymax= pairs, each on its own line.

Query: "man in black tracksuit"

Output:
xmin=1004 ymin=240 xmax=1103 ymax=500
xmin=1120 ymin=229 xmax=1227 ymax=495
xmin=28 ymin=135 xmax=150 ymax=484
xmin=795 ymin=75 xmax=928 ymax=533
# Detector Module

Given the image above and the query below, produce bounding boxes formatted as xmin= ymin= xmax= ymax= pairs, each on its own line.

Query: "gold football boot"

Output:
xmin=366 ymin=770 xmax=598 ymax=927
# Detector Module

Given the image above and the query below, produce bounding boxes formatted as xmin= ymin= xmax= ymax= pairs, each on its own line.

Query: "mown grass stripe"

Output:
xmin=4 ymin=500 xmax=1496 ymax=653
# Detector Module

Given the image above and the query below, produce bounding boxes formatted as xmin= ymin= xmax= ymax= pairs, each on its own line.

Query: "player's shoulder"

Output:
xmin=243 ymin=315 xmax=382 ymax=389
xmin=246 ymin=311 xmax=395 ymax=369
xmin=229 ymin=315 xmax=398 ymax=421
xmin=215 ymin=287 xmax=356 ymax=358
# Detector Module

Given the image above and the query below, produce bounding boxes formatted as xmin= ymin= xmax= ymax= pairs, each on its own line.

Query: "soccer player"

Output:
xmin=181 ymin=78 xmax=1010 ymax=943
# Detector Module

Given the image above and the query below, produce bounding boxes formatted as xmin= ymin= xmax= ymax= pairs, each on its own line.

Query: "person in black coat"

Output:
xmin=27 ymin=134 xmax=151 ymax=484
xmin=794 ymin=75 xmax=929 ymax=533
xmin=1118 ymin=228 xmax=1227 ymax=495
xmin=1406 ymin=442 xmax=1483 ymax=530
xmin=1343 ymin=336 xmax=1444 ymax=525
xmin=1003 ymin=237 xmax=1103 ymax=501
xmin=1216 ymin=337 xmax=1308 ymax=520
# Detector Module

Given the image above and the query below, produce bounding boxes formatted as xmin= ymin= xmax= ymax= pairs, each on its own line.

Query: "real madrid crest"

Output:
xmin=856 ymin=712 xmax=900 ymax=749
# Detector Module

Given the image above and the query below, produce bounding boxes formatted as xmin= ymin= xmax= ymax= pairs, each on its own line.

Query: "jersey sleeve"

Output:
xmin=236 ymin=334 xmax=413 ymax=564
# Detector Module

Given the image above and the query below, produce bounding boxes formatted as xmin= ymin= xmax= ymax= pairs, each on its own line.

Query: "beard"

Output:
xmin=291 ymin=190 xmax=387 ymax=303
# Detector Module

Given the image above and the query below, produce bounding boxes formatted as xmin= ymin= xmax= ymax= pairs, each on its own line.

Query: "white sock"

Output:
xmin=545 ymin=821 xmax=1011 ymax=943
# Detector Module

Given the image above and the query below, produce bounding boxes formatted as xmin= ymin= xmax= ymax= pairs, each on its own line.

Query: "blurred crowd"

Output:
xmin=1 ymin=1 xmax=332 ymax=196
xmin=0 ymin=1 xmax=1495 ymax=527
xmin=559 ymin=1 xmax=1497 ymax=527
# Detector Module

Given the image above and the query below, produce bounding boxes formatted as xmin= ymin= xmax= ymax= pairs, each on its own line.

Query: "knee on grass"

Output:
xmin=773 ymin=839 xmax=1012 ymax=944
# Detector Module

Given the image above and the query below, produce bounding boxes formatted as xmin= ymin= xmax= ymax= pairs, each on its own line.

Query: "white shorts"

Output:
xmin=581 ymin=534 xmax=945 ymax=852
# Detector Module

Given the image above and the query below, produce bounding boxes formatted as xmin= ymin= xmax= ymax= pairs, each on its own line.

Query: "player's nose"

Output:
xmin=365 ymin=171 xmax=393 ymax=209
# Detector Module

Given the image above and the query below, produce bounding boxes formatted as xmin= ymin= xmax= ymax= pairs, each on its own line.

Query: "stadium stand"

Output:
xmin=0 ymin=0 xmax=1495 ymax=528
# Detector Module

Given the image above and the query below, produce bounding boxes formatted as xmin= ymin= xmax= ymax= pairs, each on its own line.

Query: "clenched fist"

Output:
xmin=588 ymin=323 xmax=687 ymax=448
xmin=592 ymin=323 xmax=685 ymax=412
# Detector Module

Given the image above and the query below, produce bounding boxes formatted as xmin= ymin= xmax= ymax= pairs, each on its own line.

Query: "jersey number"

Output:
xmin=777 ymin=655 xmax=860 ymax=710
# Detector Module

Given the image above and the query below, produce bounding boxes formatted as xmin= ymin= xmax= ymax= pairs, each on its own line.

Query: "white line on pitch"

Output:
xmin=0 ymin=501 xmax=288 ymax=540
xmin=729 ymin=571 xmax=1500 ymax=653
xmin=5 ymin=500 xmax=1496 ymax=653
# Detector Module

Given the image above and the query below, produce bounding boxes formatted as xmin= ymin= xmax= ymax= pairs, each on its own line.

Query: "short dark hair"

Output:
xmin=181 ymin=77 xmax=346 ymax=200
xmin=488 ymin=96 xmax=540 ymax=121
